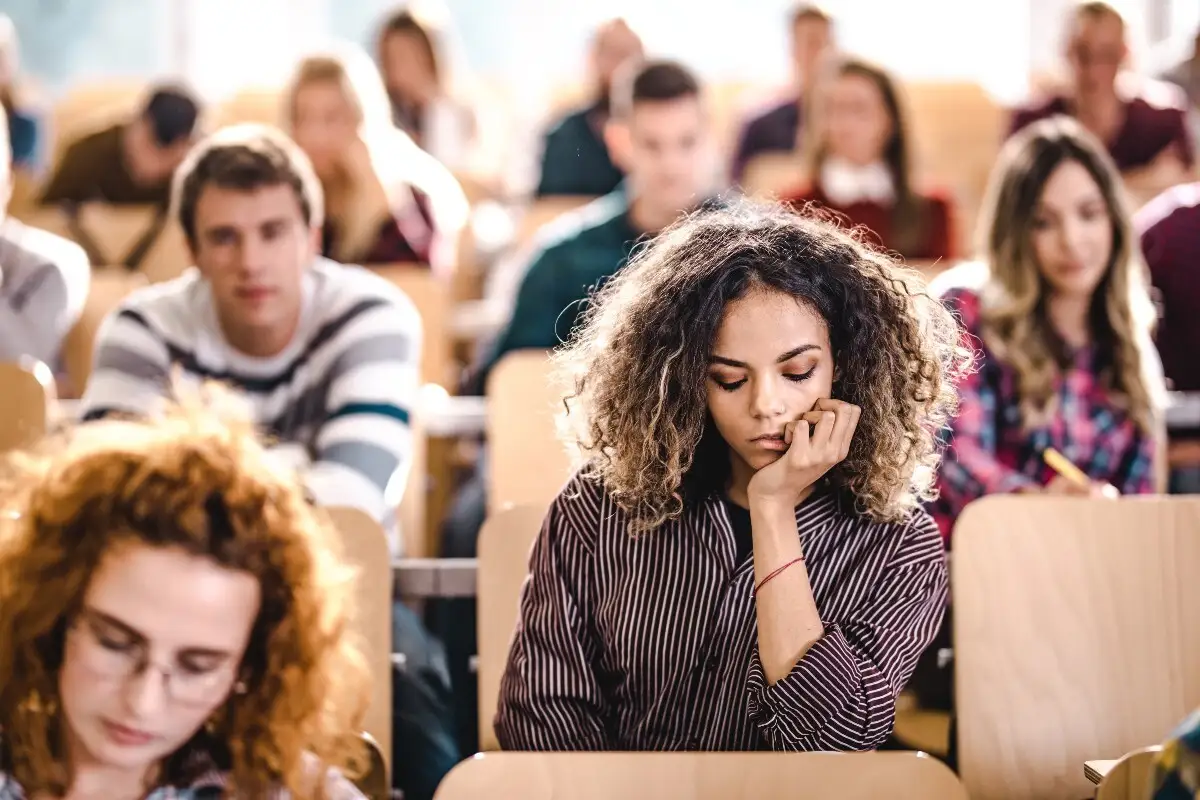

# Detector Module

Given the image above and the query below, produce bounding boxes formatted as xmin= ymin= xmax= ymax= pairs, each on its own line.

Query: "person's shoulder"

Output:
xmin=530 ymin=191 xmax=629 ymax=255
xmin=1135 ymin=181 xmax=1200 ymax=236
xmin=0 ymin=219 xmax=89 ymax=278
xmin=917 ymin=187 xmax=956 ymax=213
xmin=1130 ymin=78 xmax=1189 ymax=115
xmin=543 ymin=106 xmax=593 ymax=140
xmin=62 ymin=122 xmax=123 ymax=158
xmin=742 ymin=95 xmax=800 ymax=129
xmin=547 ymin=466 xmax=630 ymax=545
xmin=103 ymin=271 xmax=204 ymax=339
xmin=927 ymin=262 xmax=987 ymax=322
xmin=1009 ymin=94 xmax=1068 ymax=129
xmin=312 ymin=259 xmax=421 ymax=329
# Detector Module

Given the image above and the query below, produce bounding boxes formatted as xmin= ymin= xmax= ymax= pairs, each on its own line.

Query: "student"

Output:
xmin=1136 ymin=182 xmax=1200 ymax=492
xmin=376 ymin=8 xmax=478 ymax=173
xmin=534 ymin=18 xmax=644 ymax=198
xmin=76 ymin=124 xmax=458 ymax=799
xmin=286 ymin=47 xmax=468 ymax=274
xmin=1154 ymin=708 xmax=1200 ymax=799
xmin=495 ymin=201 xmax=961 ymax=750
xmin=39 ymin=85 xmax=202 ymax=268
xmin=0 ymin=398 xmax=368 ymax=798
xmin=0 ymin=14 xmax=41 ymax=172
xmin=1008 ymin=2 xmax=1193 ymax=204
xmin=731 ymin=3 xmax=834 ymax=183
xmin=785 ymin=58 xmax=955 ymax=262
xmin=931 ymin=116 xmax=1165 ymax=543
xmin=473 ymin=59 xmax=714 ymax=392
xmin=0 ymin=105 xmax=90 ymax=377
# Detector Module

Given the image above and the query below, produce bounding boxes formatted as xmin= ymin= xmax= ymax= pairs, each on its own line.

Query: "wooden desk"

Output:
xmin=1085 ymin=760 xmax=1118 ymax=786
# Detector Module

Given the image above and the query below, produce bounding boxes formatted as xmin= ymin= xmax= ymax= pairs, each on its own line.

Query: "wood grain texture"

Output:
xmin=434 ymin=751 xmax=969 ymax=800
xmin=954 ymin=496 xmax=1200 ymax=800
xmin=1096 ymin=747 xmax=1162 ymax=800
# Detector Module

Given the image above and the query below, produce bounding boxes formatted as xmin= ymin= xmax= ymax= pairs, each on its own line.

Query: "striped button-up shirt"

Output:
xmin=495 ymin=472 xmax=948 ymax=752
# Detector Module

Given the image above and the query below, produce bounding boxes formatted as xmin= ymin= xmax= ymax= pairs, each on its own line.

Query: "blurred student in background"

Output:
xmin=0 ymin=14 xmax=41 ymax=174
xmin=786 ymin=58 xmax=956 ymax=262
xmin=436 ymin=59 xmax=717 ymax=757
xmin=932 ymin=116 xmax=1165 ymax=543
xmin=0 ymin=104 xmax=89 ymax=379
xmin=1009 ymin=1 xmax=1193 ymax=205
xmin=730 ymin=3 xmax=835 ymax=183
xmin=39 ymin=85 xmax=202 ymax=268
xmin=534 ymin=17 xmax=644 ymax=197
xmin=286 ymin=47 xmax=468 ymax=274
xmin=1136 ymin=181 xmax=1200 ymax=492
xmin=0 ymin=399 xmax=369 ymax=798
xmin=376 ymin=8 xmax=481 ymax=175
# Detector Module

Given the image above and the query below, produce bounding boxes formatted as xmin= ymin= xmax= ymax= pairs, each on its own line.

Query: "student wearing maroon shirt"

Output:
xmin=1009 ymin=2 xmax=1194 ymax=206
xmin=1136 ymin=182 xmax=1200 ymax=492
xmin=784 ymin=58 xmax=956 ymax=263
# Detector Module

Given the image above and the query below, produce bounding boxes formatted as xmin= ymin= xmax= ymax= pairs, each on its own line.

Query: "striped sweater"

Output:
xmin=496 ymin=473 xmax=948 ymax=751
xmin=79 ymin=259 xmax=419 ymax=555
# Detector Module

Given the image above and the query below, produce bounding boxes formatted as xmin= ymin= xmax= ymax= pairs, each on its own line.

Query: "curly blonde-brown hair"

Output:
xmin=0 ymin=389 xmax=370 ymax=798
xmin=555 ymin=199 xmax=969 ymax=532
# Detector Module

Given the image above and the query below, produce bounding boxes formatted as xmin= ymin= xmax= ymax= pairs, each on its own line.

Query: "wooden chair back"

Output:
xmin=434 ymin=751 xmax=970 ymax=800
xmin=324 ymin=507 xmax=393 ymax=770
xmin=1096 ymin=747 xmax=1163 ymax=800
xmin=63 ymin=270 xmax=149 ymax=398
xmin=0 ymin=360 xmax=54 ymax=452
xmin=476 ymin=503 xmax=546 ymax=751
xmin=140 ymin=219 xmax=191 ymax=284
xmin=211 ymin=88 xmax=284 ymax=129
xmin=954 ymin=496 xmax=1200 ymax=800
xmin=485 ymin=350 xmax=576 ymax=514
xmin=76 ymin=204 xmax=163 ymax=266
xmin=741 ymin=153 xmax=806 ymax=199
xmin=368 ymin=265 xmax=454 ymax=390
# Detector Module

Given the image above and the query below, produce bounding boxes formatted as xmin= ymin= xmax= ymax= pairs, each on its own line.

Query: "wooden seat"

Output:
xmin=368 ymin=264 xmax=454 ymax=390
xmin=0 ymin=360 xmax=55 ymax=452
xmin=77 ymin=204 xmax=163 ymax=267
xmin=953 ymin=496 xmax=1200 ymax=800
xmin=485 ymin=350 xmax=576 ymax=514
xmin=476 ymin=503 xmax=546 ymax=751
xmin=324 ymin=507 xmax=393 ymax=773
xmin=1096 ymin=746 xmax=1163 ymax=800
xmin=434 ymin=751 xmax=969 ymax=800
xmin=63 ymin=270 xmax=149 ymax=398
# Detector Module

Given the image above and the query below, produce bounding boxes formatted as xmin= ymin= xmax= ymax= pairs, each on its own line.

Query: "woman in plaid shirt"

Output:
xmin=930 ymin=116 xmax=1166 ymax=546
xmin=0 ymin=396 xmax=369 ymax=799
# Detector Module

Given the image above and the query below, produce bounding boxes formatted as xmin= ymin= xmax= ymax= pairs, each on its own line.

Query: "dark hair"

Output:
xmin=806 ymin=58 xmax=928 ymax=257
xmin=377 ymin=8 xmax=441 ymax=86
xmin=141 ymin=85 xmax=201 ymax=148
xmin=969 ymin=115 xmax=1158 ymax=433
xmin=171 ymin=124 xmax=324 ymax=250
xmin=610 ymin=60 xmax=701 ymax=121
xmin=556 ymin=199 xmax=967 ymax=531
xmin=792 ymin=2 xmax=833 ymax=27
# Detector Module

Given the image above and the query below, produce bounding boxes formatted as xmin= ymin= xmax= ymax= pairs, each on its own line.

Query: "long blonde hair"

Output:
xmin=973 ymin=115 xmax=1161 ymax=433
xmin=284 ymin=46 xmax=468 ymax=270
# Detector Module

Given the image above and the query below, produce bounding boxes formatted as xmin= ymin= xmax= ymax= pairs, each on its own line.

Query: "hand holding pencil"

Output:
xmin=1041 ymin=448 xmax=1120 ymax=498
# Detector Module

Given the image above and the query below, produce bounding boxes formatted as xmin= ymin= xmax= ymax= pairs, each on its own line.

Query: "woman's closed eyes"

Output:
xmin=709 ymin=366 xmax=818 ymax=392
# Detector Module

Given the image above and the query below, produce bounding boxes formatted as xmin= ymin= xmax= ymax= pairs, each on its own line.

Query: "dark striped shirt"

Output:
xmin=496 ymin=471 xmax=948 ymax=752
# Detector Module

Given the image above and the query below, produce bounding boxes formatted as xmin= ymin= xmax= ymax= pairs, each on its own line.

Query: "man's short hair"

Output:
xmin=1073 ymin=1 xmax=1126 ymax=29
xmin=791 ymin=3 xmax=833 ymax=27
xmin=171 ymin=124 xmax=324 ymax=249
xmin=142 ymin=85 xmax=201 ymax=148
xmin=610 ymin=60 xmax=701 ymax=121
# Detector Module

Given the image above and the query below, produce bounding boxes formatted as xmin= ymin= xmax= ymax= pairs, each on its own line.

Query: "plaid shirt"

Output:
xmin=930 ymin=286 xmax=1158 ymax=544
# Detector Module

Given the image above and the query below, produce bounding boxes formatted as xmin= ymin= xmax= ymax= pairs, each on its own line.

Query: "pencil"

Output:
xmin=1043 ymin=447 xmax=1091 ymax=489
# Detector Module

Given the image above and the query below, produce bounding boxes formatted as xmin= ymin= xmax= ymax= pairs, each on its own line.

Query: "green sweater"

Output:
xmin=476 ymin=190 xmax=640 ymax=392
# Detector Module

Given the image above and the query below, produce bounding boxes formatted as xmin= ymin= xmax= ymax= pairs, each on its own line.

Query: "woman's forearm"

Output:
xmin=750 ymin=500 xmax=825 ymax=684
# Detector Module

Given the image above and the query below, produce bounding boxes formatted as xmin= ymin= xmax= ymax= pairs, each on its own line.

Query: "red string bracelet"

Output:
xmin=752 ymin=556 xmax=805 ymax=598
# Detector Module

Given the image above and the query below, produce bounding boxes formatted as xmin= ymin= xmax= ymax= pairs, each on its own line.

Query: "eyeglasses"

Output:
xmin=69 ymin=610 xmax=237 ymax=706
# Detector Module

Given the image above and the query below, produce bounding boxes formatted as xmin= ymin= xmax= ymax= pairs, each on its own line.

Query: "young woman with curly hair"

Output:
xmin=930 ymin=115 xmax=1167 ymax=544
xmin=495 ymin=199 xmax=967 ymax=752
xmin=0 ymin=396 xmax=370 ymax=798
